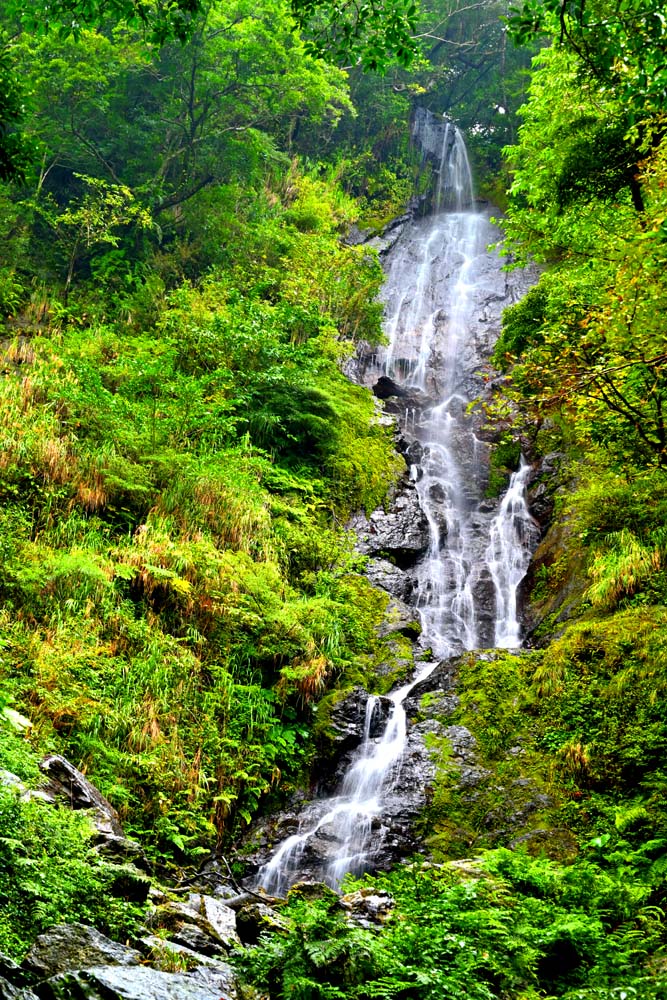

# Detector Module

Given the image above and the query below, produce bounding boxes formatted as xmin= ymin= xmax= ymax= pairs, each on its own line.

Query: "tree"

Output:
xmin=16 ymin=1 xmax=353 ymax=219
xmin=496 ymin=40 xmax=667 ymax=470
xmin=507 ymin=0 xmax=667 ymax=124
xmin=0 ymin=0 xmax=422 ymax=184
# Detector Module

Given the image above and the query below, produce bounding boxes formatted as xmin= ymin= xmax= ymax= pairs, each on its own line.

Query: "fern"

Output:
xmin=586 ymin=528 xmax=663 ymax=608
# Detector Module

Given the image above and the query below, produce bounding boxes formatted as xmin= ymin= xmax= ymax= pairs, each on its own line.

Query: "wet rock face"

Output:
xmin=36 ymin=965 xmax=236 ymax=1000
xmin=365 ymin=558 xmax=414 ymax=603
xmin=526 ymin=451 xmax=564 ymax=530
xmin=470 ymin=567 xmax=497 ymax=649
xmin=38 ymin=756 xmax=125 ymax=838
xmin=24 ymin=925 xmax=142 ymax=981
xmin=348 ymin=479 xmax=430 ymax=566
xmin=326 ymin=687 xmax=385 ymax=755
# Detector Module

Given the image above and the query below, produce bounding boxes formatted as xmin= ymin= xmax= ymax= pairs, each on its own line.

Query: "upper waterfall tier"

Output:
xmin=411 ymin=107 xmax=475 ymax=211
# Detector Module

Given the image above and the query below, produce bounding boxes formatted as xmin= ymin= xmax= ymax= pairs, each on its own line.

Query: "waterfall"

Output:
xmin=485 ymin=458 xmax=541 ymax=648
xmin=254 ymin=116 xmax=538 ymax=897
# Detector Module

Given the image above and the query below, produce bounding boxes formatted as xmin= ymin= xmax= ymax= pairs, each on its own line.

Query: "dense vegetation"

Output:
xmin=1 ymin=0 xmax=667 ymax=997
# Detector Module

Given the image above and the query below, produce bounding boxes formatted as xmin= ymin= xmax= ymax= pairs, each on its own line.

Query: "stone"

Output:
xmin=348 ymin=481 xmax=430 ymax=565
xmin=340 ymin=888 xmax=394 ymax=926
xmin=24 ymin=924 xmax=142 ymax=980
xmin=38 ymin=756 xmax=124 ymax=839
xmin=376 ymin=598 xmax=421 ymax=640
xmin=187 ymin=895 xmax=239 ymax=949
xmin=442 ymin=725 xmax=477 ymax=758
xmin=371 ymin=376 xmax=411 ymax=400
xmin=30 ymin=754 xmax=148 ymax=867
xmin=103 ymin=863 xmax=152 ymax=902
xmin=0 ymin=771 xmax=27 ymax=795
xmin=364 ymin=558 xmax=414 ymax=602
xmin=167 ymin=923 xmax=222 ymax=957
xmin=405 ymin=659 xmax=457 ymax=704
xmin=324 ymin=688 xmax=389 ymax=754
xmin=146 ymin=896 xmax=239 ymax=952
xmin=235 ymin=903 xmax=288 ymax=945
xmin=448 ymin=858 xmax=489 ymax=880
xmin=139 ymin=936 xmax=231 ymax=970
xmin=344 ymin=224 xmax=374 ymax=246
xmin=0 ymin=956 xmax=29 ymax=988
xmin=0 ymin=955 xmax=37 ymax=999
xmin=1 ymin=708 xmax=32 ymax=732
xmin=92 ymin=835 xmax=150 ymax=870
xmin=402 ymin=439 xmax=424 ymax=466
xmin=2 ymin=767 xmax=145 ymax=869
xmin=36 ymin=965 xmax=236 ymax=1000
xmin=0 ymin=978 xmax=37 ymax=1000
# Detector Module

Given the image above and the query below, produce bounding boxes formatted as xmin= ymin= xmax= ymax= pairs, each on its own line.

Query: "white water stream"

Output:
xmin=256 ymin=120 xmax=538 ymax=896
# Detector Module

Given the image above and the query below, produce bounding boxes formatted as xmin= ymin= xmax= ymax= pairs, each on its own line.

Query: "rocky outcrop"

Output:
xmin=349 ymin=479 xmax=429 ymax=566
xmin=11 ymin=906 xmax=241 ymax=999
xmin=365 ymin=558 xmax=414 ymax=603
xmin=24 ymin=926 xmax=141 ymax=981
xmin=146 ymin=895 xmax=239 ymax=952
xmin=235 ymin=902 xmax=288 ymax=945
xmin=38 ymin=756 xmax=124 ymax=838
xmin=36 ymin=965 xmax=236 ymax=1000
xmin=340 ymin=887 xmax=394 ymax=927
xmin=36 ymin=756 xmax=147 ymax=870
xmin=1 ymin=752 xmax=243 ymax=1000
xmin=323 ymin=687 xmax=391 ymax=755
xmin=0 ymin=954 xmax=38 ymax=1000
xmin=520 ymin=451 xmax=587 ymax=644
xmin=376 ymin=598 xmax=421 ymax=639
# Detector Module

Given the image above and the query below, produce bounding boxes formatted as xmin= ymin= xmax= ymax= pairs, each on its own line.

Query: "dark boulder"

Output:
xmin=35 ymin=965 xmax=236 ymax=1000
xmin=0 ymin=954 xmax=38 ymax=1000
xmin=235 ymin=902 xmax=288 ymax=946
xmin=38 ymin=757 xmax=124 ymax=838
xmin=365 ymin=559 xmax=414 ymax=603
xmin=0 ymin=979 xmax=38 ymax=1000
xmin=24 ymin=925 xmax=141 ymax=981
xmin=349 ymin=481 xmax=430 ymax=565
xmin=372 ymin=376 xmax=411 ymax=400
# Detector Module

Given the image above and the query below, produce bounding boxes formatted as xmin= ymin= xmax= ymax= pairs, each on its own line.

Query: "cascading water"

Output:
xmin=254 ymin=116 xmax=538 ymax=897
xmin=485 ymin=458 xmax=541 ymax=648
xmin=257 ymin=676 xmax=430 ymax=896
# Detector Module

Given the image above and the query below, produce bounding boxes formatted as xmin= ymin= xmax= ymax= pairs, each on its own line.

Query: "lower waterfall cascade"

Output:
xmin=254 ymin=115 xmax=539 ymax=897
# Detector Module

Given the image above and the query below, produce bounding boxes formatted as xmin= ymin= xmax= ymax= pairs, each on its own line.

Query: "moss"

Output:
xmin=485 ymin=437 xmax=522 ymax=498
xmin=418 ymin=608 xmax=667 ymax=869
xmin=419 ymin=652 xmax=564 ymax=860
xmin=367 ymin=634 xmax=416 ymax=695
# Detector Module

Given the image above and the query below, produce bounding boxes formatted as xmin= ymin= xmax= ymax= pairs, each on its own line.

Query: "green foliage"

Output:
xmin=0 ymin=725 xmax=144 ymax=959
xmin=0 ymin=42 xmax=30 ymax=181
xmin=507 ymin=0 xmax=667 ymax=124
xmin=0 ymin=211 xmax=399 ymax=857
xmin=486 ymin=436 xmax=521 ymax=497
xmin=239 ymin=853 xmax=667 ymax=999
